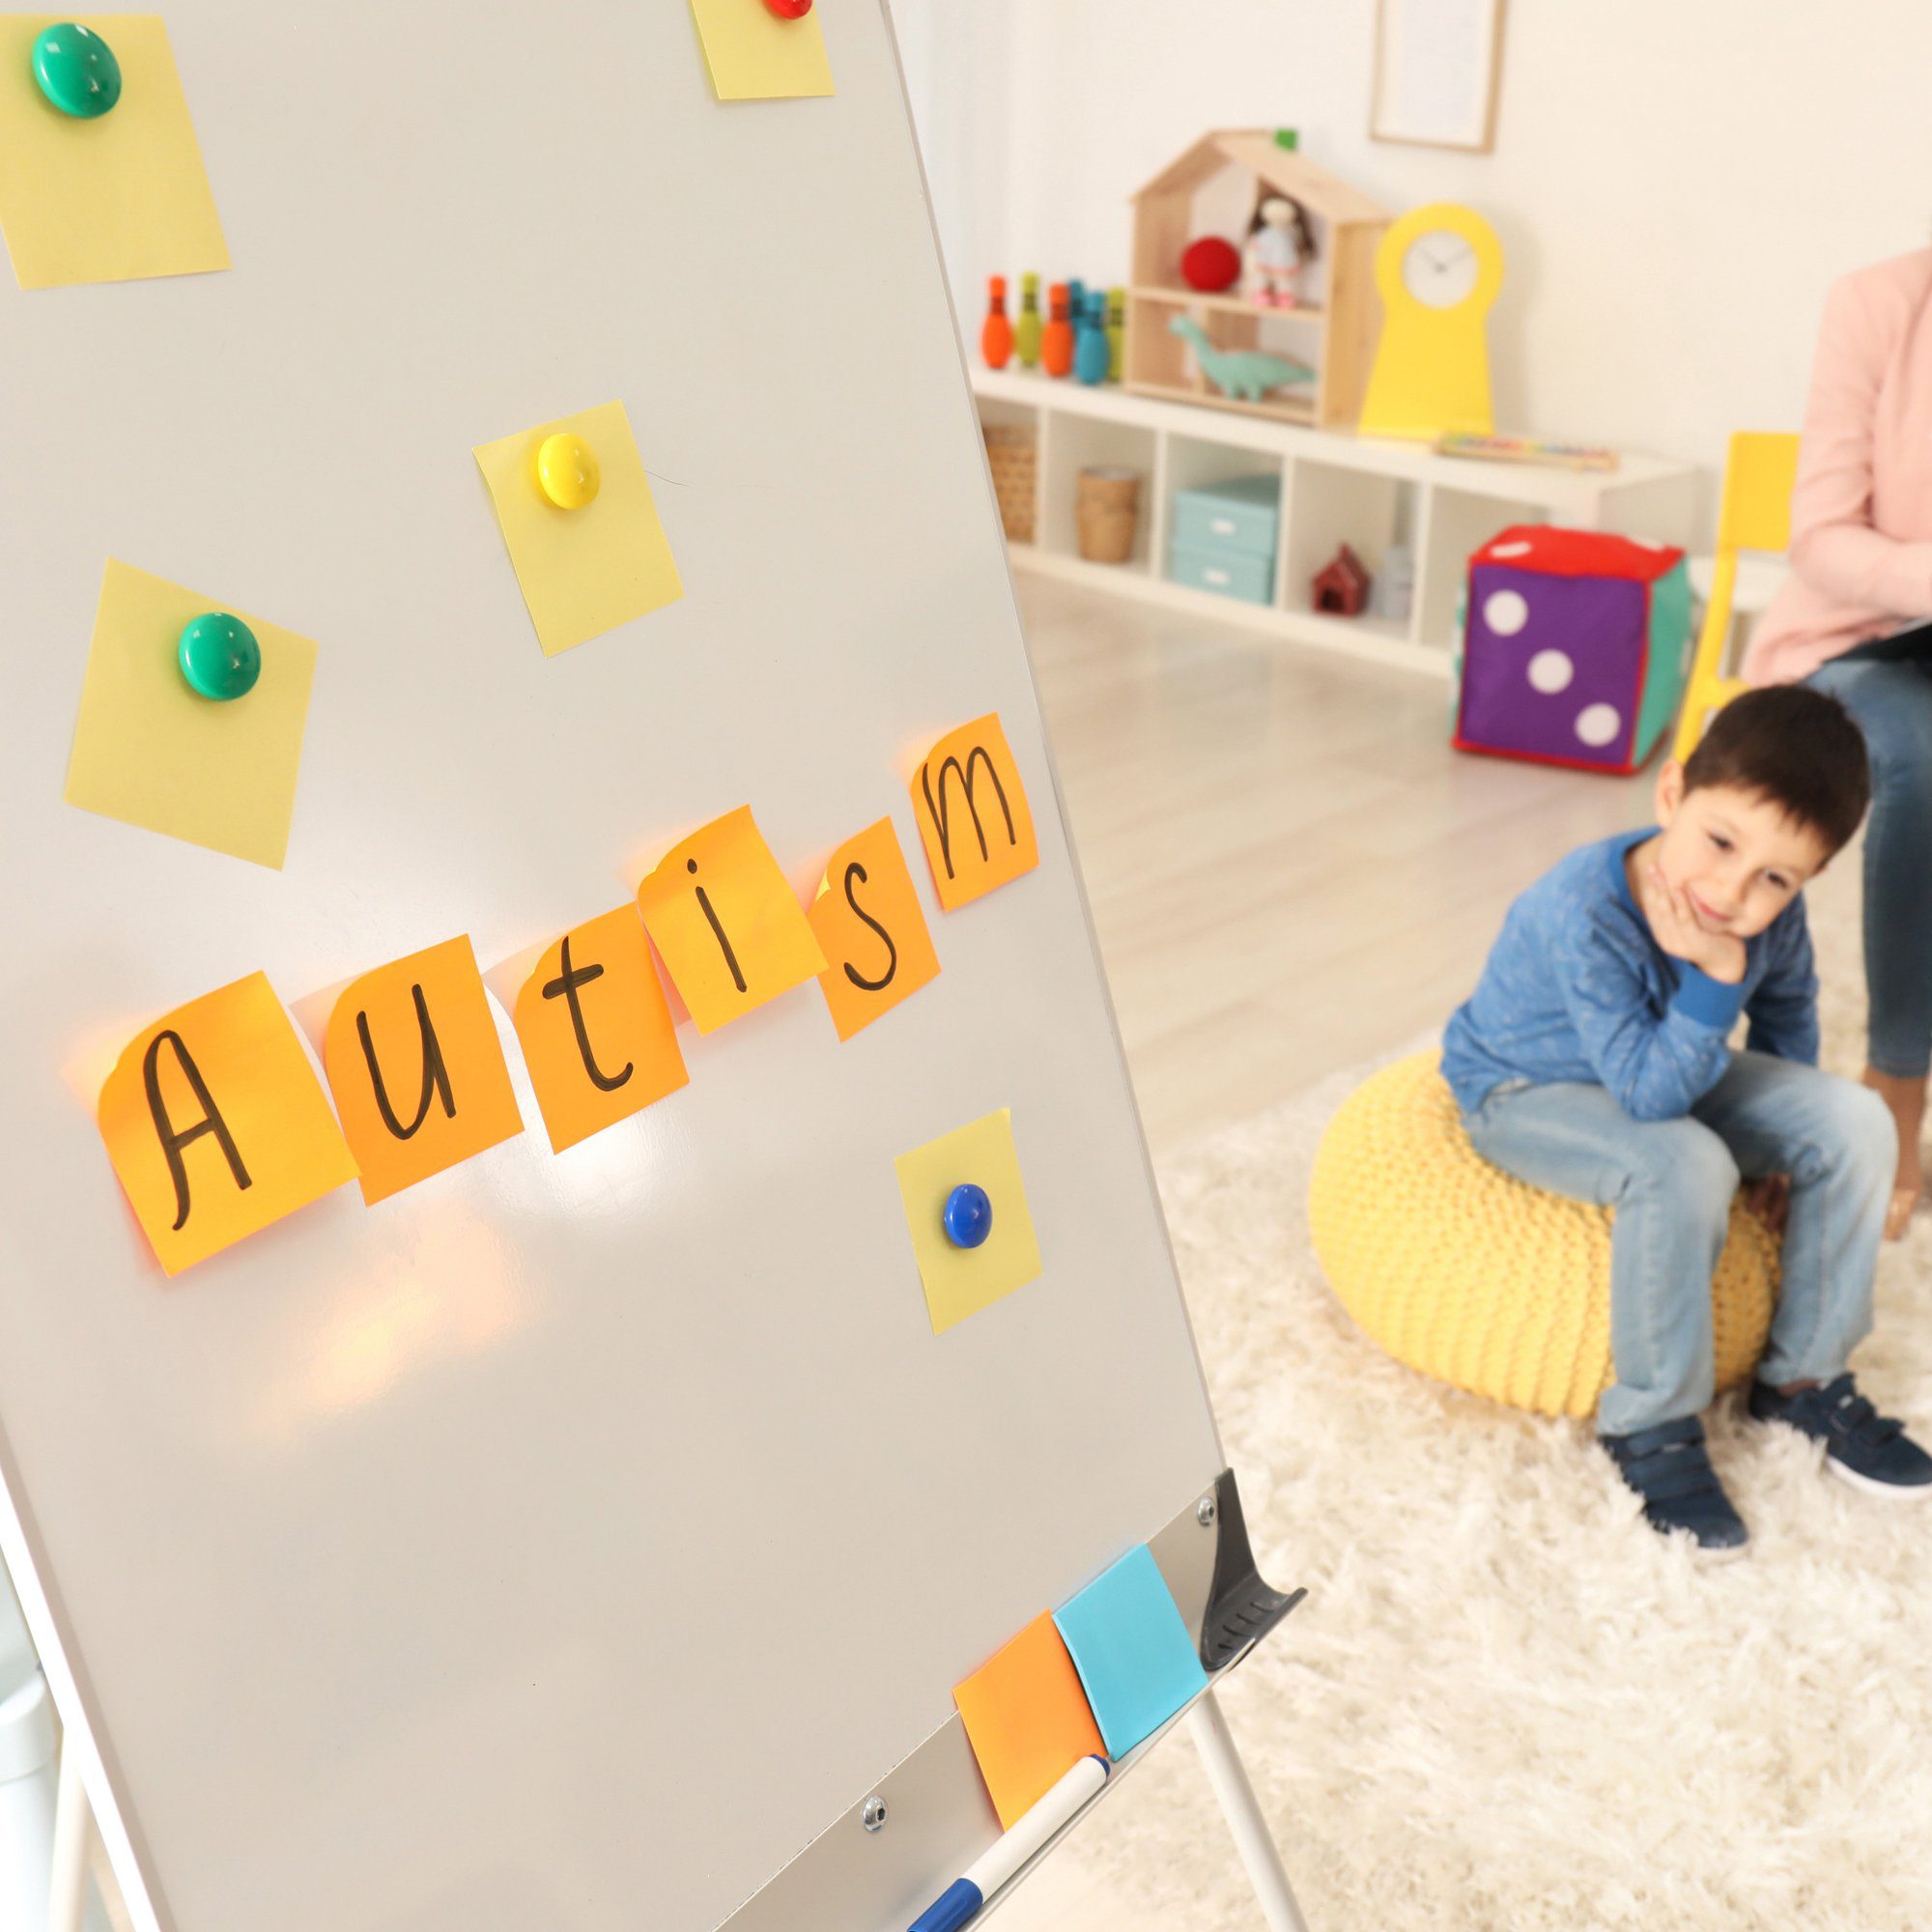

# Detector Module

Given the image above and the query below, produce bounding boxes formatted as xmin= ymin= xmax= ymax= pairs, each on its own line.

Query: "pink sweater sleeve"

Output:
xmin=1786 ymin=277 xmax=1932 ymax=619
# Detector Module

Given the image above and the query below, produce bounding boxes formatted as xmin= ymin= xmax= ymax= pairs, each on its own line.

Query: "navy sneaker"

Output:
xmin=1600 ymin=1417 xmax=1749 ymax=1558
xmin=1749 ymin=1374 xmax=1932 ymax=1500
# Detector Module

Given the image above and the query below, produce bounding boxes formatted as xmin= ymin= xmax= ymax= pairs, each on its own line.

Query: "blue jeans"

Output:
xmin=1804 ymin=656 xmax=1932 ymax=1079
xmin=1463 ymin=1053 xmax=1894 ymax=1436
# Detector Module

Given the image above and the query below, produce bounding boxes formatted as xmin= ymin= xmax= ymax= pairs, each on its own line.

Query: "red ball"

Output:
xmin=1179 ymin=236 xmax=1241 ymax=294
xmin=764 ymin=0 xmax=812 ymax=14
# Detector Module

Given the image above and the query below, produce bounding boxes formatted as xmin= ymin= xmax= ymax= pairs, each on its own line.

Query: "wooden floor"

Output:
xmin=1024 ymin=572 xmax=1657 ymax=1153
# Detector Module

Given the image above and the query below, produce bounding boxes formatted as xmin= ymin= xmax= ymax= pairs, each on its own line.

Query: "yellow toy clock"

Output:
xmin=1359 ymin=203 xmax=1504 ymax=441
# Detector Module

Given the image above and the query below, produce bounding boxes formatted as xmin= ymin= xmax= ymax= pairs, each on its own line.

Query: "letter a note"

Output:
xmin=98 ymin=972 xmax=358 ymax=1274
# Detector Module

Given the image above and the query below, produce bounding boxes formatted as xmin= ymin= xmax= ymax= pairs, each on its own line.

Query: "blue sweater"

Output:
xmin=1440 ymin=829 xmax=1818 ymax=1122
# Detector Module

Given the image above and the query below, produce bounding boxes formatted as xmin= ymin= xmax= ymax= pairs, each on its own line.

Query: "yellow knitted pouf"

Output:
xmin=1308 ymin=1052 xmax=1781 ymax=1419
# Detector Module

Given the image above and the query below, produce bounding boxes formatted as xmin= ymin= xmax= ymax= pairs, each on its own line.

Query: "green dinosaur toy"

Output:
xmin=1167 ymin=315 xmax=1315 ymax=403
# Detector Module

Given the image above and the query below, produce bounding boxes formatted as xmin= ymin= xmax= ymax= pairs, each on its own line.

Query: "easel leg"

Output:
xmin=46 ymin=1736 xmax=91 ymax=1932
xmin=1187 ymin=1687 xmax=1311 ymax=1932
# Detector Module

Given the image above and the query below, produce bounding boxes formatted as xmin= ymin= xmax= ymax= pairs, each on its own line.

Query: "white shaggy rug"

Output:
xmin=1029 ymin=857 xmax=1932 ymax=1932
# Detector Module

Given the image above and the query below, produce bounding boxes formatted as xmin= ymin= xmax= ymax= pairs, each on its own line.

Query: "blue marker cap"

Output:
xmin=909 ymin=1878 xmax=983 ymax=1932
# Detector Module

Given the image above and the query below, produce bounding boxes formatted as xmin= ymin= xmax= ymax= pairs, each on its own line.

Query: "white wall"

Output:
xmin=889 ymin=0 xmax=1932 ymax=532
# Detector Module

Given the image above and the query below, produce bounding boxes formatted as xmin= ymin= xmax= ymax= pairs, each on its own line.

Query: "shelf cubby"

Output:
xmin=971 ymin=365 xmax=1702 ymax=680
xmin=1039 ymin=411 xmax=1159 ymax=574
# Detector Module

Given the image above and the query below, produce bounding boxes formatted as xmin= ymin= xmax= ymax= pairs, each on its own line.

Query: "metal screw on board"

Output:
xmin=1197 ymin=1495 xmax=1217 ymax=1527
xmin=862 ymin=1796 xmax=888 ymax=1833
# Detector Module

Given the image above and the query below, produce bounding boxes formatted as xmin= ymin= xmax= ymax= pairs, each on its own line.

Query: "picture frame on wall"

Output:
xmin=1370 ymin=0 xmax=1507 ymax=154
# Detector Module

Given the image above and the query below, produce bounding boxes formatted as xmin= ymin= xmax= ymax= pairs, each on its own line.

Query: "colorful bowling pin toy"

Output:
xmin=1074 ymin=291 xmax=1111 ymax=384
xmin=981 ymin=274 xmax=1014 ymax=369
xmin=1106 ymin=286 xmax=1126 ymax=382
xmin=1014 ymin=272 xmax=1043 ymax=369
xmin=1042 ymin=283 xmax=1074 ymax=377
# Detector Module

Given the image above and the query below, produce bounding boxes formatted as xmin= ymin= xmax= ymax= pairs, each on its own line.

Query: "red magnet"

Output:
xmin=763 ymin=0 xmax=813 ymax=15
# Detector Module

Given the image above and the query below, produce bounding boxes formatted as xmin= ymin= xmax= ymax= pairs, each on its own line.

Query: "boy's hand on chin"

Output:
xmin=1641 ymin=863 xmax=1747 ymax=984
xmin=1747 ymin=1173 xmax=1792 ymax=1235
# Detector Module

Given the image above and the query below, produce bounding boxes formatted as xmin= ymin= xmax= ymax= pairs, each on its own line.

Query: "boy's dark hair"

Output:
xmin=1681 ymin=685 xmax=1869 ymax=854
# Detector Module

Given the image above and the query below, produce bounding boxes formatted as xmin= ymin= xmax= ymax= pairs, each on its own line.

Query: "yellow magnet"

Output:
xmin=535 ymin=433 xmax=600 ymax=510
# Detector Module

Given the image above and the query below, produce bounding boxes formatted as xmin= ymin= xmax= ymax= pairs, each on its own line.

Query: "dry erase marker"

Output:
xmin=907 ymin=1754 xmax=1110 ymax=1932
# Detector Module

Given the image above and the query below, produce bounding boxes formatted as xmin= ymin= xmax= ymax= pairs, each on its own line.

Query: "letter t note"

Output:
xmin=543 ymin=933 xmax=635 ymax=1092
xmin=513 ymin=906 xmax=689 ymax=1155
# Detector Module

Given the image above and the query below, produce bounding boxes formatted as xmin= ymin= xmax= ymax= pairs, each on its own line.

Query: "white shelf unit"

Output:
xmin=974 ymin=365 xmax=1703 ymax=679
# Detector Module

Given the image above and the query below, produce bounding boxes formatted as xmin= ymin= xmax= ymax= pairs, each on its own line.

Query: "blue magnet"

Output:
xmin=943 ymin=1182 xmax=993 ymax=1250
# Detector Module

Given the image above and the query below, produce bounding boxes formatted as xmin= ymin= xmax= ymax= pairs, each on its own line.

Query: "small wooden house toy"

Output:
xmin=1124 ymin=130 xmax=1391 ymax=429
xmin=1312 ymin=544 xmax=1372 ymax=616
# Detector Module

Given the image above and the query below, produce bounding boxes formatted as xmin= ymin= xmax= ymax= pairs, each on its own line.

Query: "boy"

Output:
xmin=1442 ymin=686 xmax=1931 ymax=1556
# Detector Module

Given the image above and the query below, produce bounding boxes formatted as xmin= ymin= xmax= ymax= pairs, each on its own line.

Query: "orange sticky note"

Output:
xmin=513 ymin=905 xmax=689 ymax=1154
xmin=636 ymin=807 xmax=827 ymax=1035
xmin=808 ymin=817 xmax=941 ymax=1042
xmin=324 ymin=936 xmax=524 ymax=1206
xmin=954 ymin=1612 xmax=1108 ymax=1829
xmin=910 ymin=714 xmax=1040 ymax=911
xmin=98 ymin=972 xmax=357 ymax=1276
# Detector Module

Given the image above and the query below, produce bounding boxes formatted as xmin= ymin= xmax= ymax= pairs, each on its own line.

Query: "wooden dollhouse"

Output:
xmin=1124 ymin=131 xmax=1391 ymax=429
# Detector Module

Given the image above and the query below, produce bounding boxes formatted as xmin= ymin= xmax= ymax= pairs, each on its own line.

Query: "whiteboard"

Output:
xmin=0 ymin=7 xmax=1225 ymax=1932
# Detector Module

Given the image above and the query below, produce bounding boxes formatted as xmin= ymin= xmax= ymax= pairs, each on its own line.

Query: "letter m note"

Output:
xmin=910 ymin=714 xmax=1040 ymax=910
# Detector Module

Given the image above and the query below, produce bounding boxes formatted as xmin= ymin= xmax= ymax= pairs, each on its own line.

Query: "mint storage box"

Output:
xmin=1170 ymin=474 xmax=1281 ymax=556
xmin=1168 ymin=473 xmax=1280 ymax=606
xmin=1168 ymin=544 xmax=1274 ymax=605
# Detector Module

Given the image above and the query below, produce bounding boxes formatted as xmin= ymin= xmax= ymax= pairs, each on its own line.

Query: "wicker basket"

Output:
xmin=1076 ymin=466 xmax=1143 ymax=564
xmin=982 ymin=423 xmax=1037 ymax=546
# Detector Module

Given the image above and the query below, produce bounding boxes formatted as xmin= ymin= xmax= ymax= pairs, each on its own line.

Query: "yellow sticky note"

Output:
xmin=636 ymin=806 xmax=827 ymax=1035
xmin=64 ymin=559 xmax=317 ymax=869
xmin=473 ymin=400 xmax=683 ymax=657
xmin=688 ymin=0 xmax=834 ymax=100
xmin=0 ymin=15 xmax=227 ymax=289
xmin=910 ymin=714 xmax=1040 ymax=911
xmin=513 ymin=905 xmax=689 ymax=1154
xmin=98 ymin=972 xmax=358 ymax=1276
xmin=895 ymin=1108 xmax=1042 ymax=1334
xmin=809 ymin=816 xmax=940 ymax=1041
xmin=324 ymin=936 xmax=524 ymax=1207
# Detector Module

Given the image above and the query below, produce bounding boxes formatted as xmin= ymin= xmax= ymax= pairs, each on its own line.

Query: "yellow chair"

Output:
xmin=1309 ymin=1053 xmax=1780 ymax=1419
xmin=1671 ymin=431 xmax=1801 ymax=764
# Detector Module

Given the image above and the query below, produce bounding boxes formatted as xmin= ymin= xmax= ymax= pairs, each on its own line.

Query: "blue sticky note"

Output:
xmin=1053 ymin=1545 xmax=1208 ymax=1757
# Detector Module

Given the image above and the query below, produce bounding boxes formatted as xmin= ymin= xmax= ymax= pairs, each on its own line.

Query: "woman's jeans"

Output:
xmin=1805 ymin=655 xmax=1932 ymax=1080
xmin=1463 ymin=1054 xmax=1894 ymax=1437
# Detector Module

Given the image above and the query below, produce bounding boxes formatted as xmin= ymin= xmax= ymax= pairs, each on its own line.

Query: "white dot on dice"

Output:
xmin=1576 ymin=703 xmax=1622 ymax=748
xmin=1484 ymin=589 xmax=1529 ymax=636
xmin=1527 ymin=649 xmax=1575 ymax=695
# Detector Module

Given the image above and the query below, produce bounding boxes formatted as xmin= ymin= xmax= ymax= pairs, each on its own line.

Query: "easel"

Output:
xmin=45 ymin=1739 xmax=91 ymax=1932
xmin=1 ymin=1560 xmax=97 ymax=1932
xmin=30 ymin=1687 xmax=1306 ymax=1932
xmin=0 ymin=9 xmax=1321 ymax=1930
xmin=720 ymin=1471 xmax=1314 ymax=1932
xmin=21 ymin=1469 xmax=1315 ymax=1932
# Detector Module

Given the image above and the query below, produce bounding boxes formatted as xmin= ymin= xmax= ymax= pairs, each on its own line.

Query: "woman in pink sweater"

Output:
xmin=1747 ymin=248 xmax=1932 ymax=1236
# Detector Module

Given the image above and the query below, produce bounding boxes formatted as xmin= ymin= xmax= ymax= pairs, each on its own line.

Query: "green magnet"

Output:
xmin=32 ymin=22 xmax=123 ymax=119
xmin=178 ymin=613 xmax=262 ymax=701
